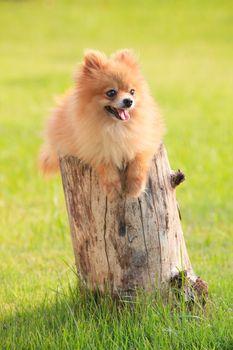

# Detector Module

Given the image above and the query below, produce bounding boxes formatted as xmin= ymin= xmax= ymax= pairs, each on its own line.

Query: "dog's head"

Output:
xmin=76 ymin=49 xmax=146 ymax=122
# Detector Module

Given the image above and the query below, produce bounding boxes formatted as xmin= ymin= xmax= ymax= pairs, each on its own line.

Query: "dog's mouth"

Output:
xmin=104 ymin=106 xmax=130 ymax=122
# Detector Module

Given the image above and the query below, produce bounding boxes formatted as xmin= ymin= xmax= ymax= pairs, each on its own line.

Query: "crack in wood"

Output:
xmin=118 ymin=196 xmax=126 ymax=237
xmin=89 ymin=168 xmax=92 ymax=210
xmin=103 ymin=197 xmax=111 ymax=280
xmin=177 ymin=201 xmax=182 ymax=221
xmin=149 ymin=175 xmax=162 ymax=281
xmin=155 ymin=159 xmax=168 ymax=234
xmin=138 ymin=198 xmax=151 ymax=284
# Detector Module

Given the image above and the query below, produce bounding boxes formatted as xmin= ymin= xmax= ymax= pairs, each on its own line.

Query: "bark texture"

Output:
xmin=60 ymin=145 xmax=207 ymax=300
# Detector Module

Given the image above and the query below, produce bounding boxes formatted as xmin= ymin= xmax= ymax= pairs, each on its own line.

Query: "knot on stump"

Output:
xmin=171 ymin=169 xmax=185 ymax=188
xmin=170 ymin=271 xmax=208 ymax=307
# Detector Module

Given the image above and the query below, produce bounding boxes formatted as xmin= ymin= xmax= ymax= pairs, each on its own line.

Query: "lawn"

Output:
xmin=0 ymin=0 xmax=232 ymax=349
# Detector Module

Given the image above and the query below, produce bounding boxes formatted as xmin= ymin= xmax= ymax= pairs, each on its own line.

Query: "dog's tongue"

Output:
xmin=118 ymin=109 xmax=130 ymax=121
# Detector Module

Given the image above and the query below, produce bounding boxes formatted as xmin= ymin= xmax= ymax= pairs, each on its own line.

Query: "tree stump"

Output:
xmin=60 ymin=145 xmax=208 ymax=302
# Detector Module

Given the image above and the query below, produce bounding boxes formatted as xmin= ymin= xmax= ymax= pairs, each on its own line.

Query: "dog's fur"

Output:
xmin=39 ymin=49 xmax=164 ymax=199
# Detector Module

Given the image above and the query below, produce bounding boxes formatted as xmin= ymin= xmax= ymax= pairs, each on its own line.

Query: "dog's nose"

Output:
xmin=123 ymin=98 xmax=133 ymax=108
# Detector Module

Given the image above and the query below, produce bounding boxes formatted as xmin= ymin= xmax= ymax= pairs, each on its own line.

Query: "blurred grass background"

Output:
xmin=0 ymin=0 xmax=232 ymax=349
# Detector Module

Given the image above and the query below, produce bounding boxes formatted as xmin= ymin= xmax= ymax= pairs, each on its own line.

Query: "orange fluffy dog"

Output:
xmin=39 ymin=49 xmax=164 ymax=199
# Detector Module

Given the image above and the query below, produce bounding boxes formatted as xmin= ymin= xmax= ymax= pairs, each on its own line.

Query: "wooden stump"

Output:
xmin=60 ymin=145 xmax=208 ymax=302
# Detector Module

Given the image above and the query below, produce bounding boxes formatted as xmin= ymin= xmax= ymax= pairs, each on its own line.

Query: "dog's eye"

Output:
xmin=106 ymin=89 xmax=117 ymax=98
xmin=130 ymin=89 xmax=135 ymax=95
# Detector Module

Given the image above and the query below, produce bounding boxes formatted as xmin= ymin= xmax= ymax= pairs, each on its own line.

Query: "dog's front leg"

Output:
xmin=126 ymin=152 xmax=152 ymax=198
xmin=96 ymin=163 xmax=121 ymax=200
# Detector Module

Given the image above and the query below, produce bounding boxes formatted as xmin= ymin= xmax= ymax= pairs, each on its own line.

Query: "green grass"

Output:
xmin=0 ymin=0 xmax=232 ymax=349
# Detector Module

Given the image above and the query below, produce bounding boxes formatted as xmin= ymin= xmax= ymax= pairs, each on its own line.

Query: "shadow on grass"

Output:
xmin=1 ymin=281 xmax=232 ymax=350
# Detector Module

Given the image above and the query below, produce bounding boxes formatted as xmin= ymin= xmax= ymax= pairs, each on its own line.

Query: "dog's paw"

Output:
xmin=103 ymin=179 xmax=122 ymax=201
xmin=96 ymin=163 xmax=122 ymax=201
xmin=126 ymin=177 xmax=146 ymax=198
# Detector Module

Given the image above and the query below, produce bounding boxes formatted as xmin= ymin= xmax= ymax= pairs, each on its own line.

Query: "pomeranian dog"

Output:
xmin=39 ymin=49 xmax=164 ymax=199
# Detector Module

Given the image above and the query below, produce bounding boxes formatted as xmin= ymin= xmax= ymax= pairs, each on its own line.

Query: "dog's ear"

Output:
xmin=112 ymin=49 xmax=138 ymax=68
xmin=82 ymin=50 xmax=107 ymax=75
